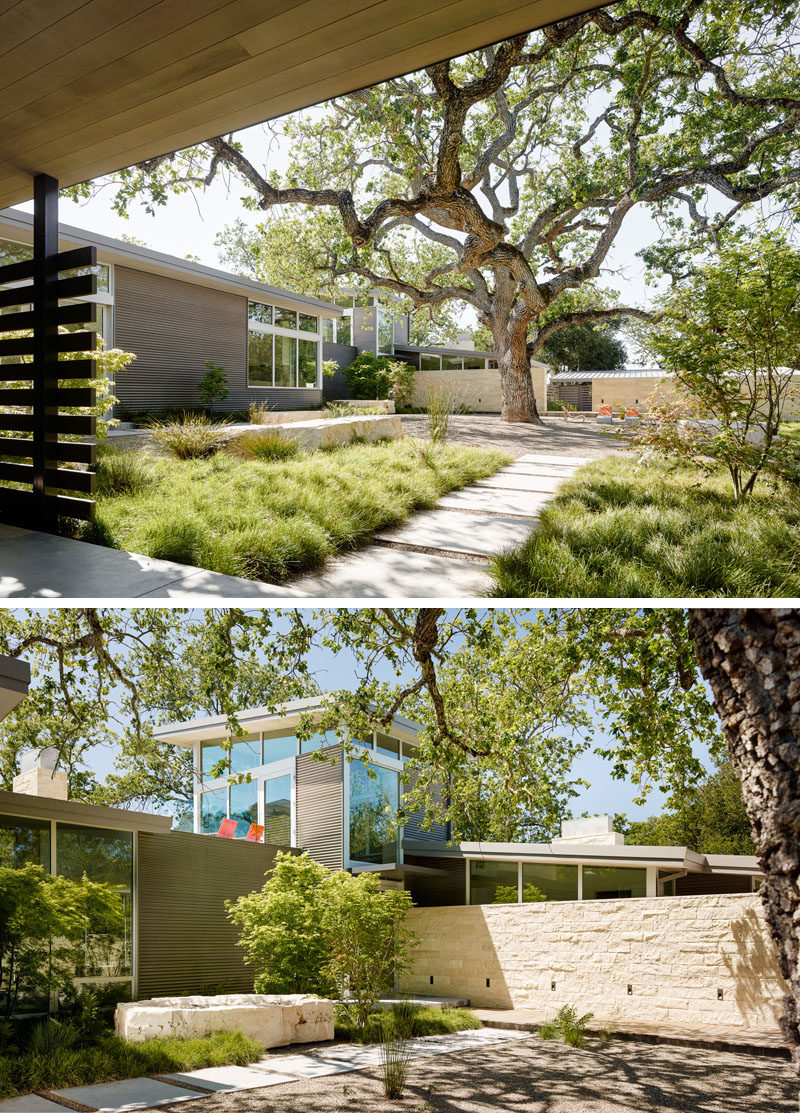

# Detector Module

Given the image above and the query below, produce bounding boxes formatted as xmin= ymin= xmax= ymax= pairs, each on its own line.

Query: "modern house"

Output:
xmin=0 ymin=207 xmax=342 ymax=416
xmin=154 ymin=700 xmax=763 ymax=905
xmin=547 ymin=368 xmax=676 ymax=413
xmin=322 ymin=292 xmax=549 ymax=414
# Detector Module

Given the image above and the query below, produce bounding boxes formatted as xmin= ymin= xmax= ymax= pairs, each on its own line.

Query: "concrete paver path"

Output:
xmin=0 ymin=1029 xmax=530 ymax=1113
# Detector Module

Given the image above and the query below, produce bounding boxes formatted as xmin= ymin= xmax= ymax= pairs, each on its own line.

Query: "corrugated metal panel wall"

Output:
xmin=136 ymin=830 xmax=282 ymax=998
xmin=113 ymin=265 xmax=322 ymax=413
xmin=402 ymin=769 xmax=449 ymax=844
xmin=296 ymin=746 xmax=344 ymax=870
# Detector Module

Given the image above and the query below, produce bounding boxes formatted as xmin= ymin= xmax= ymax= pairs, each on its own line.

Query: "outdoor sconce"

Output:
xmin=717 ymin=988 xmax=724 ymax=1000
xmin=430 ymin=976 xmax=434 ymax=985
xmin=551 ymin=981 xmax=556 ymax=991
xmin=627 ymin=984 xmax=633 ymax=995
xmin=486 ymin=978 xmax=491 ymax=988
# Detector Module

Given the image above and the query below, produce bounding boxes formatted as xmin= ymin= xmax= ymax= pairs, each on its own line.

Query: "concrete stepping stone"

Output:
xmin=474 ymin=472 xmax=565 ymax=493
xmin=373 ymin=510 xmax=534 ymax=558
xmin=436 ymin=487 xmax=549 ymax=518
xmin=52 ymin=1076 xmax=205 ymax=1111
xmin=254 ymin=1053 xmax=354 ymax=1077
xmin=164 ymin=1065 xmax=297 ymax=1092
xmin=502 ymin=462 xmax=579 ymax=477
xmin=289 ymin=546 xmax=493 ymax=597
xmin=516 ymin=453 xmax=591 ymax=466
xmin=0 ymin=1098 xmax=70 ymax=1112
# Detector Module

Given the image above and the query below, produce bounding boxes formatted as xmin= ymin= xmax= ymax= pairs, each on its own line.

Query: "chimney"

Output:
xmin=451 ymin=332 xmax=475 ymax=351
xmin=13 ymin=747 xmax=68 ymax=800
xmin=552 ymin=815 xmax=624 ymax=847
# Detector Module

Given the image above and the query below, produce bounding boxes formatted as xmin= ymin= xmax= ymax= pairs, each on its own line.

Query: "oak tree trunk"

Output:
xmin=689 ymin=607 xmax=800 ymax=1068
xmin=496 ymin=335 xmax=542 ymax=424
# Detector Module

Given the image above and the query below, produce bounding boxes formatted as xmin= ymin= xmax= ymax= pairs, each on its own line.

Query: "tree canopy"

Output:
xmin=72 ymin=0 xmax=800 ymax=422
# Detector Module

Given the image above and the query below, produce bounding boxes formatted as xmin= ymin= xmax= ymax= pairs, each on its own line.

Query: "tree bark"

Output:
xmin=496 ymin=332 xmax=543 ymax=423
xmin=688 ymin=607 xmax=800 ymax=1068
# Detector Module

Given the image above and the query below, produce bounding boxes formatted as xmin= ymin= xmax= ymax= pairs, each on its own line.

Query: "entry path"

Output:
xmin=0 ymin=1028 xmax=530 ymax=1113
xmin=288 ymin=453 xmax=587 ymax=597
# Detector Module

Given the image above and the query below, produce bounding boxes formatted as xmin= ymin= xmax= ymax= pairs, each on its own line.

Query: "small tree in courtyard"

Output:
xmin=634 ymin=233 xmax=800 ymax=499
xmin=321 ymin=872 xmax=416 ymax=1034
xmin=227 ymin=852 xmax=335 ymax=996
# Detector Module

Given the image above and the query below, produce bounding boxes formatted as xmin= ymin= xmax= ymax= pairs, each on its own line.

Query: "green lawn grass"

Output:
xmin=334 ymin=1005 xmax=482 ymax=1043
xmin=0 ymin=1029 xmax=262 ymax=1099
xmin=490 ymin=455 xmax=800 ymax=598
xmin=88 ymin=439 xmax=509 ymax=582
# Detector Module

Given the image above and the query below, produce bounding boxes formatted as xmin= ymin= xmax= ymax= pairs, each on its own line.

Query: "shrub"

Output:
xmin=341 ymin=352 xmax=415 ymax=401
xmin=538 ymin=1004 xmax=594 ymax=1048
xmin=548 ymin=398 xmax=576 ymax=411
xmin=95 ymin=446 xmax=154 ymax=497
xmin=323 ymin=404 xmax=386 ymax=418
xmin=148 ymin=412 xmax=230 ymax=459
xmin=322 ymin=872 xmax=416 ymax=1035
xmin=335 ymin=1005 xmax=480 ymax=1043
xmin=228 ymin=430 xmax=299 ymax=461
xmin=227 ymin=852 xmax=335 ymax=996
xmin=197 ymin=360 xmax=229 ymax=411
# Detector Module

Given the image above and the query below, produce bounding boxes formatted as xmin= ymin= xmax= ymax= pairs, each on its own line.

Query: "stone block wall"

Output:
xmin=399 ymin=895 xmax=787 ymax=1031
xmin=411 ymin=365 xmax=547 ymax=415
xmin=592 ymin=376 xmax=678 ymax=412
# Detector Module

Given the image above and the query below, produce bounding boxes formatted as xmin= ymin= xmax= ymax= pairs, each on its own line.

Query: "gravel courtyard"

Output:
xmin=147 ymin=1037 xmax=797 ymax=1113
xmin=399 ymin=413 xmax=623 ymax=459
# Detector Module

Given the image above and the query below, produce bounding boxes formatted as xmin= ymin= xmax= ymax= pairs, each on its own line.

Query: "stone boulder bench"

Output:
xmin=115 ymin=993 xmax=334 ymax=1047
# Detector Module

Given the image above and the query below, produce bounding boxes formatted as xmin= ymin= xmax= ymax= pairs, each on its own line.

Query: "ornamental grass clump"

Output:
xmin=426 ymin=386 xmax=455 ymax=443
xmin=95 ymin=445 xmax=155 ymax=497
xmin=227 ymin=430 xmax=299 ymax=461
xmin=378 ymin=1004 xmax=416 ymax=1100
xmin=148 ymin=412 xmax=230 ymax=459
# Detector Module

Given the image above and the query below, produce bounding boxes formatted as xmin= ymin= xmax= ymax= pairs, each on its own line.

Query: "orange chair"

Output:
xmin=597 ymin=405 xmax=613 ymax=423
xmin=216 ymin=818 xmax=237 ymax=838
xmin=245 ymin=823 xmax=265 ymax=843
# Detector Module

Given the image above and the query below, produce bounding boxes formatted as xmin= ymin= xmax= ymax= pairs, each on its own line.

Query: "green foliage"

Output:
xmin=197 ymin=360 xmax=230 ymax=411
xmin=493 ymin=882 xmax=549 ymax=904
xmin=623 ymin=761 xmax=755 ymax=854
xmin=227 ymin=430 xmax=299 ymax=461
xmin=94 ymin=445 xmax=155 ymax=497
xmin=538 ymin=1005 xmax=594 ymax=1048
xmin=321 ymin=872 xmax=416 ymax=1034
xmin=334 ymin=1005 xmax=481 ymax=1043
xmin=541 ymin=322 xmax=627 ymax=374
xmin=148 ymin=412 xmax=231 ymax=459
xmin=321 ymin=359 xmax=339 ymax=380
xmin=0 ymin=1027 xmax=262 ymax=1099
xmin=89 ymin=439 xmax=509 ymax=582
xmin=547 ymin=399 xmax=577 ymax=411
xmin=323 ymin=404 xmax=386 ymax=417
xmin=491 ymin=455 xmax=800 ymax=599
xmin=426 ymin=386 xmax=454 ymax=443
xmin=639 ymin=232 xmax=800 ymax=499
xmin=0 ymin=865 xmax=124 ymax=1019
xmin=227 ymin=852 xmax=335 ymax=996
xmin=341 ymin=353 xmax=416 ymax=404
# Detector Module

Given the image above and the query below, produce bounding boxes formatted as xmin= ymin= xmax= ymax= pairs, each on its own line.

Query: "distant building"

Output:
xmin=548 ymin=368 xmax=674 ymax=412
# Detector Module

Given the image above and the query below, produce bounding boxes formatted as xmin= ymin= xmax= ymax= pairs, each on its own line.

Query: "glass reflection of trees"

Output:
xmin=0 ymin=816 xmax=50 ymax=869
xmin=56 ymin=825 xmax=133 ymax=980
xmin=349 ymin=762 xmax=399 ymax=864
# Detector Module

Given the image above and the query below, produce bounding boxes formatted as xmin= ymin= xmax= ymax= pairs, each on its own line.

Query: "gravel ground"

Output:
xmin=399 ymin=414 xmax=623 ymax=460
xmin=147 ymin=1037 xmax=797 ymax=1113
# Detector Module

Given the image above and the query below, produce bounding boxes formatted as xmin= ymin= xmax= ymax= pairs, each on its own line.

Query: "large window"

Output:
xmin=0 ymin=815 xmax=50 ymax=869
xmin=469 ymin=860 xmax=519 ymax=904
xmin=248 ymin=300 xmax=320 ymax=389
xmin=377 ymin=307 xmax=394 ymax=355
xmin=201 ymin=738 xmax=229 ymax=779
xmin=56 ymin=825 xmax=133 ymax=981
xmin=420 ymin=354 xmax=441 ymax=371
xmin=262 ymin=729 xmax=299 ymax=764
xmin=522 ymin=863 xmax=578 ymax=902
xmin=349 ymin=761 xmax=399 ymax=864
xmin=582 ymin=865 xmax=647 ymax=900
xmin=264 ymin=775 xmax=292 ymax=845
xmin=201 ymin=786 xmax=228 ymax=834
xmin=230 ymin=735 xmax=261 ymax=774
xmin=229 ymin=780 xmax=258 ymax=839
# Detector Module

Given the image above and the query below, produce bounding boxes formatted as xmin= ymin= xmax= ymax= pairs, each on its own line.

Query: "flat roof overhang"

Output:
xmin=0 ymin=788 xmax=173 ymax=834
xmin=0 ymin=655 xmax=30 ymax=721
xmin=0 ymin=0 xmax=608 ymax=211
xmin=154 ymin=697 xmax=422 ymax=748
xmin=403 ymin=839 xmax=715 ymax=873
xmin=351 ymin=861 xmax=450 ymax=880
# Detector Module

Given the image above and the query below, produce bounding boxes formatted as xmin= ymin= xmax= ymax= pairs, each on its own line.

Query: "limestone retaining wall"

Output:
xmin=399 ymin=895 xmax=787 ymax=1031
xmin=411 ymin=365 xmax=547 ymax=415
xmin=227 ymin=413 xmax=403 ymax=451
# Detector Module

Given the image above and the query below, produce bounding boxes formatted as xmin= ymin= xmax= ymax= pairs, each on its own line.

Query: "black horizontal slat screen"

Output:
xmin=0 ymin=174 xmax=97 ymax=531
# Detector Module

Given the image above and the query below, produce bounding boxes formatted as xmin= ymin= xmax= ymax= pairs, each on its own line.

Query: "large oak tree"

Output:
xmin=76 ymin=0 xmax=800 ymax=421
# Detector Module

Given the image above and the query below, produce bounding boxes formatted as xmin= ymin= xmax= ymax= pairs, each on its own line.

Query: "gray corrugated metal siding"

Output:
xmin=296 ymin=747 xmax=344 ymax=870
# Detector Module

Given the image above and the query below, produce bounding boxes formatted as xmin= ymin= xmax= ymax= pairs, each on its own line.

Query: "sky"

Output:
xmin=23 ymin=606 xmax=713 ymax=827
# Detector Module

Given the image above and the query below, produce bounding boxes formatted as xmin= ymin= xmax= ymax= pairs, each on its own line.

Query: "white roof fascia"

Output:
xmin=0 ymin=207 xmax=341 ymax=318
xmin=705 ymin=854 xmax=763 ymax=876
xmin=404 ymin=840 xmax=711 ymax=873
xmin=154 ymin=698 xmax=421 ymax=747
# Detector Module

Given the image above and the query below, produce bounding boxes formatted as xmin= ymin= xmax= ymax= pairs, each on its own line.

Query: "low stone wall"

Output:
xmin=411 ymin=365 xmax=547 ymax=415
xmin=399 ymin=895 xmax=787 ymax=1031
xmin=115 ymin=993 xmax=334 ymax=1046
xmin=254 ymin=400 xmax=395 ymax=422
xmin=228 ymin=413 xmax=403 ymax=451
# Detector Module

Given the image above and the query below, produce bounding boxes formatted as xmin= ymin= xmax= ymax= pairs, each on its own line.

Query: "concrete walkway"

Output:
xmin=0 ymin=1028 xmax=530 ymax=1113
xmin=0 ymin=454 xmax=581 ymax=599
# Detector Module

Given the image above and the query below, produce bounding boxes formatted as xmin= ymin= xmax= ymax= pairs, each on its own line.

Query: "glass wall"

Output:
xmin=0 ymin=814 xmax=50 ymax=869
xmin=201 ymin=739 xmax=229 ymax=779
xmin=582 ymin=865 xmax=647 ymax=900
xmin=230 ymin=734 xmax=261 ymax=774
xmin=201 ymin=786 xmax=228 ymax=834
xmin=247 ymin=300 xmax=320 ymax=389
xmin=349 ymin=761 xmax=399 ymax=864
xmin=522 ymin=863 xmax=578 ymax=902
xmin=229 ymin=780 xmax=258 ymax=839
xmin=264 ymin=775 xmax=292 ymax=845
xmin=469 ymin=859 xmax=519 ymax=904
xmin=262 ymin=729 xmax=299 ymax=763
xmin=56 ymin=825 xmax=133 ymax=981
xmin=377 ymin=307 xmax=395 ymax=354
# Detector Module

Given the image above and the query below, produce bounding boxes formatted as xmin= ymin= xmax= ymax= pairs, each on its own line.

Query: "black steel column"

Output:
xmin=32 ymin=173 xmax=60 ymax=532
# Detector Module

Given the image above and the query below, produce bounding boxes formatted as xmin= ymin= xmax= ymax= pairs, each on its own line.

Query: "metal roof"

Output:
xmin=550 ymin=368 xmax=670 ymax=382
xmin=0 ymin=788 xmax=173 ymax=834
xmin=0 ymin=206 xmax=342 ymax=316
